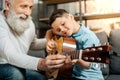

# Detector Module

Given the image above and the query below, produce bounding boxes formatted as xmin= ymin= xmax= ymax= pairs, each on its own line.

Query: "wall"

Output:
xmin=86 ymin=0 xmax=120 ymax=35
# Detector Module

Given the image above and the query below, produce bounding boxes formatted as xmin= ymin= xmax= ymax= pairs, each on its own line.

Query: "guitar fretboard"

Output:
xmin=62 ymin=50 xmax=81 ymax=60
xmin=62 ymin=45 xmax=110 ymax=64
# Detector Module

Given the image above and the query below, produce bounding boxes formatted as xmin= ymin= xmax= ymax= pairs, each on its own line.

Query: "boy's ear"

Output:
xmin=68 ymin=13 xmax=74 ymax=20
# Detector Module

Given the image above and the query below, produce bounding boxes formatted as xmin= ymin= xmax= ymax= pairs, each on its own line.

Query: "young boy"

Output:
xmin=46 ymin=9 xmax=104 ymax=80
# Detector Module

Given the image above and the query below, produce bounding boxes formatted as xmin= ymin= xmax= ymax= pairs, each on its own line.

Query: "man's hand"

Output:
xmin=37 ymin=54 xmax=66 ymax=72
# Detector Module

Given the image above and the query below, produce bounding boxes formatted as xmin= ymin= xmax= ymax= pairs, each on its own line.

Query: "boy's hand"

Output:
xmin=45 ymin=29 xmax=58 ymax=54
xmin=46 ymin=39 xmax=57 ymax=54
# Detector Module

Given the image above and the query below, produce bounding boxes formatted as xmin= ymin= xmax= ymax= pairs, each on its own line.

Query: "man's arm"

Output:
xmin=0 ymin=27 xmax=40 ymax=70
xmin=0 ymin=27 xmax=66 ymax=71
xmin=30 ymin=37 xmax=46 ymax=50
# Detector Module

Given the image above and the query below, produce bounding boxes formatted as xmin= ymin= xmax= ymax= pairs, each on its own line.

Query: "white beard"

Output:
xmin=6 ymin=9 xmax=32 ymax=35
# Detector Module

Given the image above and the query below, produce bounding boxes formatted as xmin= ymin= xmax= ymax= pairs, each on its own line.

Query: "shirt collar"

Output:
xmin=71 ymin=23 xmax=86 ymax=38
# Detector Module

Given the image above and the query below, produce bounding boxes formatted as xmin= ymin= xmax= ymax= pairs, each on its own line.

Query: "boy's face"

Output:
xmin=51 ymin=14 xmax=75 ymax=37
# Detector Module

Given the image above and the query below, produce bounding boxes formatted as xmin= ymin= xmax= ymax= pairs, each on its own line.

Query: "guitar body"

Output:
xmin=57 ymin=37 xmax=77 ymax=79
xmin=58 ymin=62 xmax=73 ymax=79
xmin=46 ymin=36 xmax=76 ymax=79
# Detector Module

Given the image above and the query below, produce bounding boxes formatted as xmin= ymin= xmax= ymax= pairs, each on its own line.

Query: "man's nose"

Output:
xmin=24 ymin=8 xmax=31 ymax=16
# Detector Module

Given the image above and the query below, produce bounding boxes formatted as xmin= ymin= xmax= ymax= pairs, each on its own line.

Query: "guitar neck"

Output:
xmin=62 ymin=50 xmax=81 ymax=60
xmin=52 ymin=35 xmax=110 ymax=64
xmin=62 ymin=45 xmax=110 ymax=64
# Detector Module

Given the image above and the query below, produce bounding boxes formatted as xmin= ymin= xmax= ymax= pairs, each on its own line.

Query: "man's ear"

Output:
xmin=5 ymin=0 xmax=11 ymax=10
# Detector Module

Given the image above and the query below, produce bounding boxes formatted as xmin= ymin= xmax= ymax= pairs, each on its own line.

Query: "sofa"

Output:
xmin=95 ymin=29 xmax=120 ymax=80
xmin=28 ymin=29 xmax=120 ymax=80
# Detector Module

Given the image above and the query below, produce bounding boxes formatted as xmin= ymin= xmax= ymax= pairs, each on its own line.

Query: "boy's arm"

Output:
xmin=45 ymin=29 xmax=57 ymax=54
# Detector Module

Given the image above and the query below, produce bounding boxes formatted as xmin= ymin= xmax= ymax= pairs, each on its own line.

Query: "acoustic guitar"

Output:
xmin=46 ymin=36 xmax=111 ymax=79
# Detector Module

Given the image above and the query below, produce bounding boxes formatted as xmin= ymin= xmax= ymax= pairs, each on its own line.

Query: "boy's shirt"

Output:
xmin=70 ymin=24 xmax=104 ymax=80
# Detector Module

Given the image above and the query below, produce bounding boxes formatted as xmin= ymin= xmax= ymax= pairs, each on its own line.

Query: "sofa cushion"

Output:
xmin=95 ymin=31 xmax=109 ymax=76
xmin=109 ymin=29 xmax=120 ymax=74
xmin=106 ymin=74 xmax=120 ymax=80
xmin=109 ymin=29 xmax=120 ymax=56
xmin=95 ymin=31 xmax=108 ymax=45
xmin=100 ymin=64 xmax=109 ymax=75
xmin=110 ymin=53 xmax=120 ymax=74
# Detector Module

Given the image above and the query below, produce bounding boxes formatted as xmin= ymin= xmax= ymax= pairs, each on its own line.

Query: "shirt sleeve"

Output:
xmin=30 ymin=36 xmax=46 ymax=50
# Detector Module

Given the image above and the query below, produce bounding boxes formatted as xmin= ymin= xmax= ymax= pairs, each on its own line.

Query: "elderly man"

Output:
xmin=0 ymin=0 xmax=66 ymax=80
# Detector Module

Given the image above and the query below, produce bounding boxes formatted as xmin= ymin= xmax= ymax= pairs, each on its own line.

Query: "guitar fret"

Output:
xmin=70 ymin=50 xmax=80 ymax=59
xmin=77 ymin=50 xmax=79 ymax=58
xmin=71 ymin=51 xmax=75 ymax=59
xmin=79 ymin=50 xmax=82 ymax=59
xmin=76 ymin=51 xmax=78 ymax=58
xmin=62 ymin=45 xmax=110 ymax=64
xmin=72 ymin=51 xmax=75 ymax=59
xmin=70 ymin=51 xmax=73 ymax=59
